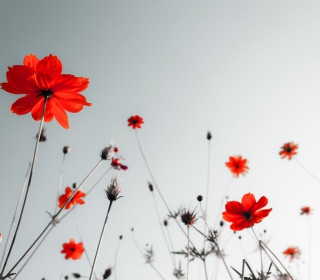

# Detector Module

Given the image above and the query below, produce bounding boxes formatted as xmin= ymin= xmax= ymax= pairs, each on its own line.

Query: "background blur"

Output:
xmin=1 ymin=1 xmax=320 ymax=279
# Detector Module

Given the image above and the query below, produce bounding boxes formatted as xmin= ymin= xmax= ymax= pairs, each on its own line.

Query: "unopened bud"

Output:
xmin=63 ymin=146 xmax=71 ymax=154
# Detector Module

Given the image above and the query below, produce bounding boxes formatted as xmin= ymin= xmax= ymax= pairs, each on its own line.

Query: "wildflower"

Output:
xmin=222 ymin=193 xmax=272 ymax=231
xmin=105 ymin=176 xmax=122 ymax=201
xmin=128 ymin=115 xmax=144 ymax=129
xmin=300 ymin=206 xmax=311 ymax=215
xmin=100 ymin=142 xmax=118 ymax=160
xmin=279 ymin=142 xmax=298 ymax=160
xmin=63 ymin=146 xmax=70 ymax=154
xmin=1 ymin=54 xmax=91 ymax=129
xmin=181 ymin=209 xmax=197 ymax=226
xmin=283 ymin=247 xmax=301 ymax=261
xmin=61 ymin=238 xmax=84 ymax=260
xmin=111 ymin=158 xmax=128 ymax=170
xmin=36 ymin=128 xmax=47 ymax=142
xmin=225 ymin=156 xmax=249 ymax=177
xmin=58 ymin=187 xmax=85 ymax=210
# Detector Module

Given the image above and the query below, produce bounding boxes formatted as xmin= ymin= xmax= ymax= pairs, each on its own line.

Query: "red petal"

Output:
xmin=31 ymin=98 xmax=45 ymax=121
xmin=54 ymin=98 xmax=87 ymax=113
xmin=252 ymin=208 xmax=272 ymax=223
xmin=51 ymin=99 xmax=69 ymax=129
xmin=225 ymin=201 xmax=245 ymax=214
xmin=23 ymin=54 xmax=39 ymax=71
xmin=241 ymin=193 xmax=256 ymax=211
xmin=10 ymin=95 xmax=41 ymax=115
xmin=37 ymin=54 xmax=62 ymax=78
xmin=230 ymin=218 xmax=250 ymax=231
xmin=52 ymin=75 xmax=89 ymax=93
xmin=44 ymin=99 xmax=54 ymax=122
xmin=251 ymin=196 xmax=268 ymax=213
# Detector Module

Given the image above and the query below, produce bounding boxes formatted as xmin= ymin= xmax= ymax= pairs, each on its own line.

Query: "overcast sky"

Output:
xmin=1 ymin=1 xmax=320 ymax=279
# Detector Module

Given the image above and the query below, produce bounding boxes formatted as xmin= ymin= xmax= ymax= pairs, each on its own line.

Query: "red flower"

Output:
xmin=111 ymin=158 xmax=128 ymax=170
xmin=1 ymin=54 xmax=91 ymax=129
xmin=128 ymin=115 xmax=144 ymax=129
xmin=58 ymin=187 xmax=85 ymax=210
xmin=300 ymin=206 xmax=311 ymax=215
xmin=225 ymin=156 xmax=249 ymax=177
xmin=279 ymin=142 xmax=298 ymax=160
xmin=222 ymin=193 xmax=272 ymax=231
xmin=283 ymin=247 xmax=300 ymax=261
xmin=61 ymin=238 xmax=84 ymax=260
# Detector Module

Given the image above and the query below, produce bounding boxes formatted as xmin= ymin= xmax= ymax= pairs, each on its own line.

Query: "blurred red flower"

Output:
xmin=279 ymin=142 xmax=298 ymax=160
xmin=58 ymin=187 xmax=85 ymax=210
xmin=111 ymin=158 xmax=128 ymax=170
xmin=225 ymin=156 xmax=249 ymax=177
xmin=61 ymin=238 xmax=84 ymax=260
xmin=222 ymin=193 xmax=272 ymax=231
xmin=300 ymin=206 xmax=311 ymax=215
xmin=128 ymin=115 xmax=144 ymax=129
xmin=283 ymin=247 xmax=300 ymax=261
xmin=1 ymin=54 xmax=91 ymax=129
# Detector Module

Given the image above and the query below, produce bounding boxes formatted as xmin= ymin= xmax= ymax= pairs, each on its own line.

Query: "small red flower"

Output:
xmin=225 ymin=156 xmax=249 ymax=177
xmin=283 ymin=247 xmax=300 ymax=261
xmin=300 ymin=206 xmax=311 ymax=215
xmin=58 ymin=187 xmax=86 ymax=210
xmin=61 ymin=238 xmax=84 ymax=260
xmin=128 ymin=115 xmax=144 ymax=129
xmin=1 ymin=54 xmax=91 ymax=129
xmin=279 ymin=142 xmax=298 ymax=160
xmin=222 ymin=193 xmax=272 ymax=231
xmin=111 ymin=158 xmax=128 ymax=171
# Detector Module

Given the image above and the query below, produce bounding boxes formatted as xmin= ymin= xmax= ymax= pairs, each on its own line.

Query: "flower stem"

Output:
xmin=187 ymin=226 xmax=190 ymax=280
xmin=294 ymin=158 xmax=320 ymax=185
xmin=241 ymin=259 xmax=245 ymax=280
xmin=0 ymin=97 xmax=48 ymax=278
xmin=89 ymin=201 xmax=113 ymax=280
xmin=0 ymin=161 xmax=31 ymax=273
xmin=4 ymin=159 xmax=103 ymax=278
xmin=55 ymin=154 xmax=66 ymax=213
xmin=149 ymin=263 xmax=166 ymax=280
xmin=250 ymin=227 xmax=263 ymax=279
xmin=114 ymin=237 xmax=121 ymax=280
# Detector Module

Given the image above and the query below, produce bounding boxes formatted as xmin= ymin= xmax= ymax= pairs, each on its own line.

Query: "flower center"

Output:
xmin=285 ymin=147 xmax=292 ymax=153
xmin=132 ymin=119 xmax=138 ymax=124
xmin=40 ymin=89 xmax=54 ymax=98
xmin=242 ymin=211 xmax=251 ymax=221
xmin=71 ymin=248 xmax=75 ymax=252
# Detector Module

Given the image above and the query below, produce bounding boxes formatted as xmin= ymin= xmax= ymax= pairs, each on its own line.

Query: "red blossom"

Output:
xmin=1 ymin=54 xmax=91 ymax=129
xmin=128 ymin=115 xmax=144 ymax=129
xmin=222 ymin=193 xmax=272 ymax=231
xmin=283 ymin=247 xmax=300 ymax=261
xmin=279 ymin=142 xmax=298 ymax=160
xmin=300 ymin=206 xmax=311 ymax=215
xmin=61 ymin=238 xmax=84 ymax=260
xmin=58 ymin=187 xmax=85 ymax=210
xmin=225 ymin=156 xmax=249 ymax=177
xmin=111 ymin=158 xmax=128 ymax=171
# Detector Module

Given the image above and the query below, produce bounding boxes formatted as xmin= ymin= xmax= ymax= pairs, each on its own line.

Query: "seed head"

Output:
xmin=105 ymin=176 xmax=122 ymax=201
xmin=101 ymin=142 xmax=117 ymax=160
xmin=181 ymin=209 xmax=197 ymax=226
xmin=63 ymin=146 xmax=71 ymax=154
xmin=148 ymin=182 xmax=154 ymax=192
xmin=207 ymin=131 xmax=212 ymax=140
xmin=37 ymin=128 xmax=47 ymax=142
xmin=72 ymin=273 xmax=81 ymax=279
xmin=103 ymin=268 xmax=112 ymax=279
xmin=197 ymin=195 xmax=203 ymax=202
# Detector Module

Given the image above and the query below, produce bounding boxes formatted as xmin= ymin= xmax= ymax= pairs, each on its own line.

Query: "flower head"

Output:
xmin=101 ymin=142 xmax=118 ymax=160
xmin=181 ymin=209 xmax=197 ymax=226
xmin=283 ymin=247 xmax=300 ymax=261
xmin=36 ymin=128 xmax=47 ymax=142
xmin=225 ymin=156 xmax=249 ymax=177
xmin=63 ymin=146 xmax=71 ymax=154
xmin=1 ymin=54 xmax=91 ymax=129
xmin=111 ymin=158 xmax=128 ymax=170
xmin=61 ymin=238 xmax=84 ymax=260
xmin=300 ymin=206 xmax=311 ymax=215
xmin=279 ymin=142 xmax=298 ymax=160
xmin=128 ymin=115 xmax=144 ymax=129
xmin=105 ymin=176 xmax=122 ymax=201
xmin=58 ymin=187 xmax=85 ymax=210
xmin=222 ymin=193 xmax=272 ymax=231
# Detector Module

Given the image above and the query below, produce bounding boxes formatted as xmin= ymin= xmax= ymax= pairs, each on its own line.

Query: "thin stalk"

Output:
xmin=114 ymin=238 xmax=121 ymax=280
xmin=0 ymin=162 xmax=31 ymax=272
xmin=294 ymin=158 xmax=320 ymax=185
xmin=205 ymin=137 xmax=211 ymax=226
xmin=131 ymin=230 xmax=144 ymax=255
xmin=260 ymin=241 xmax=294 ymax=280
xmin=213 ymin=177 xmax=233 ymax=229
xmin=241 ymin=259 xmax=245 ymax=280
xmin=73 ymin=209 xmax=98 ymax=280
xmin=244 ymin=261 xmax=257 ymax=280
xmin=89 ymin=201 xmax=113 ymax=280
xmin=308 ymin=216 xmax=311 ymax=280
xmin=58 ymin=260 xmax=67 ymax=280
xmin=250 ymin=227 xmax=263 ymax=280
xmin=203 ymin=259 xmax=208 ymax=280
xmin=4 ymin=159 xmax=103 ymax=278
xmin=192 ymin=226 xmax=234 ymax=280
xmin=55 ymin=154 xmax=66 ymax=213
xmin=151 ymin=192 xmax=175 ymax=266
xmin=1 ymin=97 xmax=48 ymax=278
xmin=165 ymin=226 xmax=175 ymax=264
xmin=149 ymin=263 xmax=166 ymax=280
xmin=187 ymin=227 xmax=190 ymax=280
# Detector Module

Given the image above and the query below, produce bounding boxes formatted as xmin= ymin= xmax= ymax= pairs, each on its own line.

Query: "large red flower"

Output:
xmin=1 ymin=54 xmax=91 ymax=129
xmin=128 ymin=115 xmax=144 ymax=129
xmin=225 ymin=156 xmax=249 ymax=177
xmin=61 ymin=238 xmax=84 ymax=260
xmin=279 ymin=142 xmax=298 ymax=160
xmin=222 ymin=193 xmax=272 ymax=231
xmin=58 ymin=187 xmax=86 ymax=210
